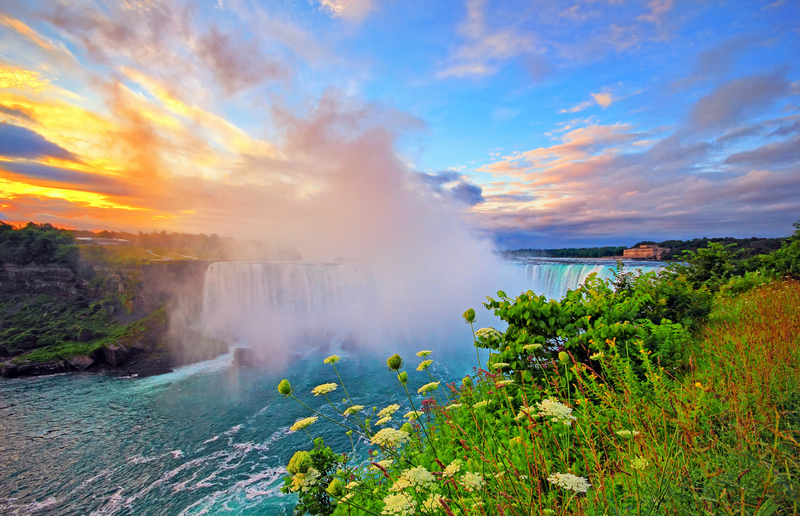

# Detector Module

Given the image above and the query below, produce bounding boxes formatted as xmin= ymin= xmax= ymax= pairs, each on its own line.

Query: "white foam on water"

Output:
xmin=0 ymin=497 xmax=59 ymax=516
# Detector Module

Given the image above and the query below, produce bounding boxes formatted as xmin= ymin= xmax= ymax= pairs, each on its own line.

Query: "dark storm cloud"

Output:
xmin=0 ymin=123 xmax=78 ymax=161
xmin=0 ymin=161 xmax=131 ymax=196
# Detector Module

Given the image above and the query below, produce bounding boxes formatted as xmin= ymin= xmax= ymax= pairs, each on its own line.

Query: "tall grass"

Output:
xmin=278 ymin=279 xmax=800 ymax=516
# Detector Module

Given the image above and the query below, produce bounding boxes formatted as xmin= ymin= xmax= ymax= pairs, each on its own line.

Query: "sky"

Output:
xmin=0 ymin=0 xmax=798 ymax=250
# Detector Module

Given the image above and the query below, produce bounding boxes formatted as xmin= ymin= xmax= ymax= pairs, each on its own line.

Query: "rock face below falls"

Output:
xmin=1 ymin=261 xmax=229 ymax=380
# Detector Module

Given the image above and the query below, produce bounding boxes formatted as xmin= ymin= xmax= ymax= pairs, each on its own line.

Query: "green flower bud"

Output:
xmin=326 ymin=478 xmax=345 ymax=497
xmin=400 ymin=422 xmax=413 ymax=434
xmin=278 ymin=379 xmax=292 ymax=396
xmin=287 ymin=450 xmax=312 ymax=475
xmin=558 ymin=351 xmax=570 ymax=364
xmin=398 ymin=371 xmax=408 ymax=384
xmin=463 ymin=308 xmax=476 ymax=324
xmin=462 ymin=376 xmax=473 ymax=387
xmin=387 ymin=354 xmax=403 ymax=371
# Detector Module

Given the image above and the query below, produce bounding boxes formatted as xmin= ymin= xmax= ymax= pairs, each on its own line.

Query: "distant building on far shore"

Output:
xmin=623 ymin=244 xmax=670 ymax=260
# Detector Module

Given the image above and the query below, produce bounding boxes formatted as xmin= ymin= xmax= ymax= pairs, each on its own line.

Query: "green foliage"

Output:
xmin=763 ymin=220 xmax=800 ymax=278
xmin=0 ymin=293 xmax=121 ymax=357
xmin=281 ymin=438 xmax=344 ymax=516
xmin=679 ymin=241 xmax=738 ymax=291
xmin=0 ymin=221 xmax=78 ymax=270
xmin=503 ymin=246 xmax=626 ymax=259
xmin=481 ymin=266 xmax=706 ymax=388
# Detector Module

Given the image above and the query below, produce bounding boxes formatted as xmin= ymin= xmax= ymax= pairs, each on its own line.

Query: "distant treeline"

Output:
xmin=633 ymin=237 xmax=784 ymax=260
xmin=504 ymin=237 xmax=786 ymax=261
xmin=502 ymin=246 xmax=627 ymax=259
xmin=0 ymin=222 xmax=79 ymax=269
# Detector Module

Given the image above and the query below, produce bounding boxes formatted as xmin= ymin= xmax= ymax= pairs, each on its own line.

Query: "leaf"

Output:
xmin=754 ymin=498 xmax=779 ymax=516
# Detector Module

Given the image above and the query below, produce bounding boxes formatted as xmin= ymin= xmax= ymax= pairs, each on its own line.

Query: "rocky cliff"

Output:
xmin=0 ymin=264 xmax=87 ymax=296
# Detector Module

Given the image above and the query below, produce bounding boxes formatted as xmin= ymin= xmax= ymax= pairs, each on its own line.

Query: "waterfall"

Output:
xmin=201 ymin=262 xmax=376 ymax=346
xmin=200 ymin=259 xmax=663 ymax=349
xmin=514 ymin=259 xmax=663 ymax=299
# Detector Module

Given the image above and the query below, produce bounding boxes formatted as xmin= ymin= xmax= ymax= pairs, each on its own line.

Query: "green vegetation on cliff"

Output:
xmin=0 ymin=222 xmax=78 ymax=270
xmin=275 ymin=222 xmax=800 ymax=516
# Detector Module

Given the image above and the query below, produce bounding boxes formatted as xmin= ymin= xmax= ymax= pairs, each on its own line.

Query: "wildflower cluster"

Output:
xmin=370 ymin=428 xmax=410 ymax=448
xmin=547 ymin=473 xmax=591 ymax=493
xmin=312 ymin=383 xmax=338 ymax=396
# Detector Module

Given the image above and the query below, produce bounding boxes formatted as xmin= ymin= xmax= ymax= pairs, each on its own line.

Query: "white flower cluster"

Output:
xmin=300 ymin=468 xmax=320 ymax=492
xmin=416 ymin=359 xmax=434 ymax=371
xmin=390 ymin=466 xmax=435 ymax=493
xmin=290 ymin=416 xmax=318 ymax=432
xmin=418 ymin=381 xmax=440 ymax=394
xmin=537 ymin=398 xmax=577 ymax=426
xmin=422 ymin=494 xmax=443 ymax=512
xmin=311 ymin=383 xmax=337 ymax=396
xmin=371 ymin=428 xmax=410 ymax=448
xmin=381 ymin=493 xmax=416 ymax=516
xmin=443 ymin=459 xmax=462 ymax=477
xmin=377 ymin=404 xmax=401 ymax=418
xmin=344 ymin=405 xmax=364 ymax=416
xmin=631 ymin=456 xmax=649 ymax=470
xmin=475 ymin=327 xmax=503 ymax=342
xmin=461 ymin=471 xmax=484 ymax=492
xmin=547 ymin=472 xmax=590 ymax=493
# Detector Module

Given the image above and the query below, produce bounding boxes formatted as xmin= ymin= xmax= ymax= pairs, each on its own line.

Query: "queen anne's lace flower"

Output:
xmin=537 ymin=398 xmax=576 ymax=426
xmin=445 ymin=403 xmax=462 ymax=411
xmin=344 ymin=405 xmax=364 ymax=416
xmin=416 ymin=359 xmax=434 ymax=371
xmin=475 ymin=327 xmax=503 ymax=342
xmin=495 ymin=379 xmax=514 ymax=387
xmin=299 ymin=468 xmax=320 ymax=492
xmin=631 ymin=456 xmax=649 ymax=470
xmin=473 ymin=400 xmax=490 ymax=410
xmin=547 ymin=473 xmax=590 ymax=493
xmin=418 ymin=381 xmax=440 ymax=394
xmin=423 ymin=494 xmax=443 ymax=512
xmin=382 ymin=493 xmax=416 ymax=515
xmin=404 ymin=410 xmax=421 ymax=420
xmin=416 ymin=350 xmax=433 ymax=357
xmin=376 ymin=416 xmax=392 ymax=426
xmin=389 ymin=466 xmax=435 ymax=493
xmin=290 ymin=416 xmax=318 ymax=432
xmin=377 ymin=404 xmax=401 ymax=418
xmin=461 ymin=472 xmax=484 ymax=492
xmin=312 ymin=383 xmax=338 ymax=396
xmin=371 ymin=428 xmax=410 ymax=448
xmin=324 ymin=355 xmax=341 ymax=364
xmin=491 ymin=362 xmax=510 ymax=371
xmin=443 ymin=459 xmax=462 ymax=477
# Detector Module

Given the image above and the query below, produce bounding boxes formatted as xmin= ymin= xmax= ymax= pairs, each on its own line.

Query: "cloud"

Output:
xmin=724 ymin=135 xmax=800 ymax=164
xmin=438 ymin=0 xmax=535 ymax=78
xmin=0 ymin=122 xmax=78 ymax=161
xmin=688 ymin=71 xmax=793 ymax=132
xmin=591 ymin=92 xmax=613 ymax=108
xmin=560 ymin=91 xmax=615 ymax=113
xmin=196 ymin=26 xmax=291 ymax=96
xmin=44 ymin=1 xmax=292 ymax=101
xmin=636 ymin=0 xmax=674 ymax=25
xmin=0 ymin=161 xmax=131 ymax=196
xmin=318 ymin=0 xmax=375 ymax=22
xmin=523 ymin=54 xmax=555 ymax=82
xmin=418 ymin=171 xmax=485 ymax=206
xmin=0 ymin=103 xmax=37 ymax=123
